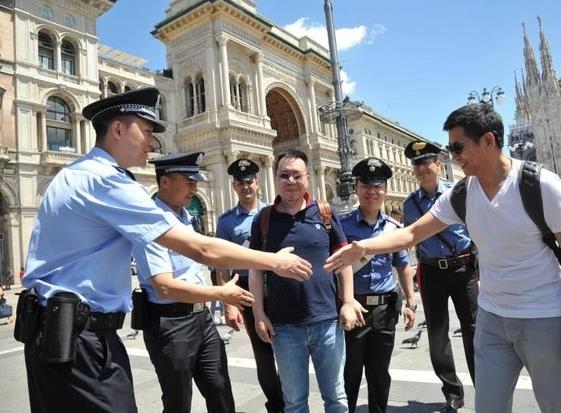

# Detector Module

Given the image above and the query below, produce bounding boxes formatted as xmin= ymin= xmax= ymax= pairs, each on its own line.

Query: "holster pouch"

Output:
xmin=131 ymin=288 xmax=149 ymax=330
xmin=39 ymin=292 xmax=89 ymax=364
xmin=14 ymin=289 xmax=40 ymax=343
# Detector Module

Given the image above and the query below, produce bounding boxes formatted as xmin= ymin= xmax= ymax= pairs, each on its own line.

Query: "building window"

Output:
xmin=239 ymin=79 xmax=249 ymax=112
xmin=196 ymin=76 xmax=205 ymax=113
xmin=38 ymin=31 xmax=54 ymax=70
xmin=61 ymin=40 xmax=76 ymax=75
xmin=46 ymin=97 xmax=73 ymax=151
xmin=107 ymin=81 xmax=119 ymax=96
xmin=185 ymin=77 xmax=194 ymax=117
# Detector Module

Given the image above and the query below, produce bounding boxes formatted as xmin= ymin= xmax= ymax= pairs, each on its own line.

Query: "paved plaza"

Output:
xmin=0 ymin=286 xmax=539 ymax=413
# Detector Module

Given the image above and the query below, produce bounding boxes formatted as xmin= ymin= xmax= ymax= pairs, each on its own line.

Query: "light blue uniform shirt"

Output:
xmin=23 ymin=147 xmax=179 ymax=313
xmin=340 ymin=209 xmax=409 ymax=294
xmin=215 ymin=201 xmax=267 ymax=278
xmin=133 ymin=197 xmax=205 ymax=304
xmin=403 ymin=180 xmax=472 ymax=258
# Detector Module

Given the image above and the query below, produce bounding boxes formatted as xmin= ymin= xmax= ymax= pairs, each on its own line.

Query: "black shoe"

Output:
xmin=440 ymin=397 xmax=464 ymax=412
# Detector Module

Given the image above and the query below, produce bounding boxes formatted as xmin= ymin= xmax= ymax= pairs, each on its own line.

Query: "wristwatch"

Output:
xmin=405 ymin=303 xmax=417 ymax=312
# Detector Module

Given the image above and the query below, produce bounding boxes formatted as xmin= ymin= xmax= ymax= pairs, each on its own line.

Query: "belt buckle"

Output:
xmin=438 ymin=259 xmax=449 ymax=270
xmin=192 ymin=303 xmax=205 ymax=313
xmin=365 ymin=296 xmax=380 ymax=306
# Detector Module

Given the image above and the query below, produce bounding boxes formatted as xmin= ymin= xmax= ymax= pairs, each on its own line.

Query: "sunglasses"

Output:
xmin=445 ymin=141 xmax=465 ymax=155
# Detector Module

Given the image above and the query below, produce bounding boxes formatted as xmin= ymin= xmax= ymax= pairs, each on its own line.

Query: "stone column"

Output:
xmin=205 ymin=39 xmax=218 ymax=115
xmin=39 ymin=111 xmax=47 ymax=151
xmin=307 ymin=78 xmax=318 ymax=134
xmin=318 ymin=166 xmax=327 ymax=200
xmin=255 ymin=52 xmax=267 ymax=117
xmin=193 ymin=80 xmax=199 ymax=115
xmin=71 ymin=114 xmax=82 ymax=154
xmin=265 ymin=156 xmax=275 ymax=203
xmin=217 ymin=36 xmax=231 ymax=108
xmin=309 ymin=165 xmax=319 ymax=199
xmin=55 ymin=41 xmax=61 ymax=72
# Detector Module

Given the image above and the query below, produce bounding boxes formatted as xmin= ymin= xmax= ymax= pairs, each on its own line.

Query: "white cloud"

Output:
xmin=341 ymin=70 xmax=356 ymax=96
xmin=283 ymin=18 xmax=385 ymax=52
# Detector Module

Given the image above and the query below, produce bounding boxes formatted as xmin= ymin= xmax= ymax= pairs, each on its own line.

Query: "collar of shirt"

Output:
xmin=154 ymin=196 xmax=191 ymax=225
xmin=418 ymin=179 xmax=448 ymax=201
xmin=273 ymin=192 xmax=313 ymax=211
xmin=356 ymin=208 xmax=387 ymax=233
xmin=89 ymin=146 xmax=119 ymax=167
xmin=236 ymin=201 xmax=267 ymax=217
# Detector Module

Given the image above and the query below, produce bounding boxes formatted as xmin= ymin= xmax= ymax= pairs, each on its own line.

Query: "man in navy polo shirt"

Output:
xmin=249 ymin=149 xmax=359 ymax=413
xmin=340 ymin=157 xmax=416 ymax=413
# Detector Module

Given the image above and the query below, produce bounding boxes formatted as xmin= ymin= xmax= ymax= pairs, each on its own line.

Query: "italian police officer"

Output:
xmin=18 ymin=88 xmax=312 ymax=413
xmin=216 ymin=158 xmax=284 ymax=413
xmin=133 ymin=152 xmax=253 ymax=413
xmin=403 ymin=141 xmax=478 ymax=412
xmin=340 ymin=157 xmax=416 ymax=413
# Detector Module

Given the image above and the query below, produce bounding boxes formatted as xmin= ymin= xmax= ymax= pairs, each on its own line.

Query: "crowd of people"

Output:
xmin=14 ymin=87 xmax=561 ymax=413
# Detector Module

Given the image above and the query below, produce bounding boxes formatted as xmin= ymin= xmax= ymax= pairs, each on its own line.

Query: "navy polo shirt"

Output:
xmin=249 ymin=195 xmax=347 ymax=325
xmin=403 ymin=180 xmax=472 ymax=258
xmin=340 ymin=209 xmax=408 ymax=294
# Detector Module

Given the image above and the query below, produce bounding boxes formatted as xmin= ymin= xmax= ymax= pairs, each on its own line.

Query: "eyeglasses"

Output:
xmin=277 ymin=172 xmax=306 ymax=182
xmin=445 ymin=141 xmax=465 ymax=155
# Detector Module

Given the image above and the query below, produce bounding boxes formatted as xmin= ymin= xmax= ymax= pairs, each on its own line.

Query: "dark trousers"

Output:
xmin=418 ymin=261 xmax=478 ymax=400
xmin=238 ymin=277 xmax=284 ymax=413
xmin=344 ymin=303 xmax=399 ymax=413
xmin=143 ymin=308 xmax=235 ymax=413
xmin=25 ymin=329 xmax=137 ymax=413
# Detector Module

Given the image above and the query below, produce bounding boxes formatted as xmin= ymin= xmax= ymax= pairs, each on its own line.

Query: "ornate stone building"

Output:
xmin=0 ymin=0 xmax=444 ymax=273
xmin=511 ymin=17 xmax=561 ymax=173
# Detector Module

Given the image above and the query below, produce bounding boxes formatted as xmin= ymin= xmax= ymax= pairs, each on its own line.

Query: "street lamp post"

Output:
xmin=467 ymin=86 xmax=505 ymax=108
xmin=318 ymin=0 xmax=362 ymax=210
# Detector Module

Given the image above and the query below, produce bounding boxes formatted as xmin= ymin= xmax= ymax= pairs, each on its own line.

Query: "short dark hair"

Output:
xmin=94 ymin=115 xmax=134 ymax=144
xmin=443 ymin=103 xmax=504 ymax=148
xmin=274 ymin=149 xmax=309 ymax=173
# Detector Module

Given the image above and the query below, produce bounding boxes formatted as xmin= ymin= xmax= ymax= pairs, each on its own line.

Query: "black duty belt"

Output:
xmin=355 ymin=293 xmax=395 ymax=307
xmin=148 ymin=302 xmax=206 ymax=317
xmin=39 ymin=308 xmax=125 ymax=331
xmin=419 ymin=252 xmax=473 ymax=270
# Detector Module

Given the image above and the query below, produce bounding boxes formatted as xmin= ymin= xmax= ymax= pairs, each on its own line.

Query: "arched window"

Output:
xmin=230 ymin=75 xmax=238 ymax=108
xmin=239 ymin=78 xmax=249 ymax=112
xmin=152 ymin=137 xmax=163 ymax=154
xmin=46 ymin=97 xmax=72 ymax=151
xmin=107 ymin=81 xmax=119 ymax=96
xmin=38 ymin=31 xmax=54 ymax=70
xmin=196 ymin=76 xmax=205 ymax=114
xmin=61 ymin=39 xmax=76 ymax=75
xmin=156 ymin=95 xmax=166 ymax=121
xmin=184 ymin=77 xmax=194 ymax=117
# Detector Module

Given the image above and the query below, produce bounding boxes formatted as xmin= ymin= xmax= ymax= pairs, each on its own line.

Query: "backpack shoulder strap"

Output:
xmin=519 ymin=161 xmax=561 ymax=264
xmin=450 ymin=177 xmax=468 ymax=224
xmin=258 ymin=205 xmax=273 ymax=252
xmin=317 ymin=200 xmax=332 ymax=230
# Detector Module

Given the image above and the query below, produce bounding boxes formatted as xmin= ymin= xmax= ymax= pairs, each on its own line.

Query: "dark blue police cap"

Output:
xmin=227 ymin=158 xmax=259 ymax=182
xmin=352 ymin=157 xmax=393 ymax=185
xmin=404 ymin=141 xmax=441 ymax=165
xmin=149 ymin=152 xmax=206 ymax=181
xmin=82 ymin=87 xmax=166 ymax=133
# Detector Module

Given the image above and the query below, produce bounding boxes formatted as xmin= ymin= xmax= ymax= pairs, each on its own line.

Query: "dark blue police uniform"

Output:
xmin=403 ymin=141 xmax=478 ymax=407
xmin=341 ymin=157 xmax=410 ymax=413
xmin=216 ymin=158 xmax=283 ymax=413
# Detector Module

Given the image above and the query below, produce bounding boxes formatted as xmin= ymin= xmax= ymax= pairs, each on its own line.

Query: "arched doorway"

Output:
xmin=265 ymin=88 xmax=306 ymax=152
xmin=187 ymin=195 xmax=206 ymax=234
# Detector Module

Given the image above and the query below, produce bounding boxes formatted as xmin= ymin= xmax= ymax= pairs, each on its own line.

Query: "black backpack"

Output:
xmin=450 ymin=161 xmax=561 ymax=265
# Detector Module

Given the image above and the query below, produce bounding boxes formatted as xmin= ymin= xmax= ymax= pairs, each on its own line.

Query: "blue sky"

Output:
xmin=98 ymin=0 xmax=561 ymax=145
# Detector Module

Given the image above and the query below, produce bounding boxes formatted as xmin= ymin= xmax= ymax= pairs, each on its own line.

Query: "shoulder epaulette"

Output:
xmin=385 ymin=214 xmax=402 ymax=228
xmin=217 ymin=207 xmax=235 ymax=220
xmin=403 ymin=191 xmax=418 ymax=204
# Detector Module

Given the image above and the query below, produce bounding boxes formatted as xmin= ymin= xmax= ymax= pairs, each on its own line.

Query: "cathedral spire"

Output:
xmin=538 ymin=16 xmax=557 ymax=83
xmin=523 ymin=22 xmax=540 ymax=85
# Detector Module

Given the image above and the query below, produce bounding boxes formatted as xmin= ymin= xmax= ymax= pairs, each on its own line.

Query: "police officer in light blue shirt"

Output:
xmin=216 ymin=158 xmax=284 ymax=413
xmin=340 ymin=156 xmax=416 ymax=413
xmin=19 ymin=88 xmax=313 ymax=413
xmin=133 ymin=152 xmax=252 ymax=413
xmin=402 ymin=140 xmax=478 ymax=412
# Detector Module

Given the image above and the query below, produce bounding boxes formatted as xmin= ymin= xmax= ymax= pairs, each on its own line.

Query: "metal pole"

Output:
xmin=324 ymin=0 xmax=353 ymax=201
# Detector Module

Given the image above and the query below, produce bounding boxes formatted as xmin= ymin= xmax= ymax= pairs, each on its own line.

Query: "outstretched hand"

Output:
xmin=324 ymin=241 xmax=365 ymax=273
xmin=273 ymin=247 xmax=312 ymax=281
xmin=221 ymin=274 xmax=254 ymax=308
